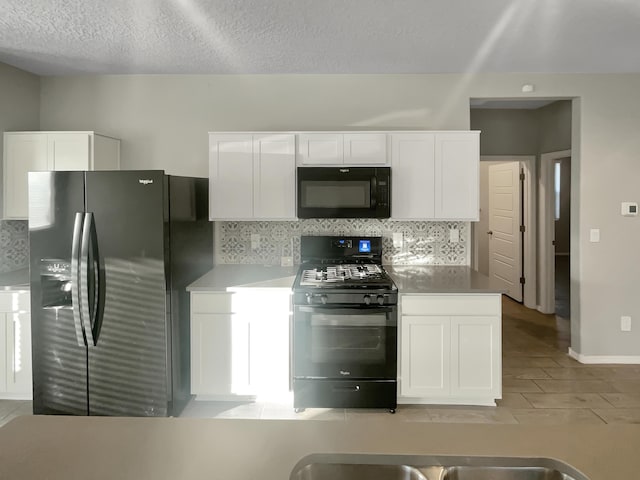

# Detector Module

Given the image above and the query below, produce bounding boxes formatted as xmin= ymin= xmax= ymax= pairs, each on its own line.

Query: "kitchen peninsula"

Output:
xmin=1 ymin=415 xmax=639 ymax=480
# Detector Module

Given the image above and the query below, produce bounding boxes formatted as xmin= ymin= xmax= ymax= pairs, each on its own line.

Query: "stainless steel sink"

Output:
xmin=290 ymin=454 xmax=589 ymax=480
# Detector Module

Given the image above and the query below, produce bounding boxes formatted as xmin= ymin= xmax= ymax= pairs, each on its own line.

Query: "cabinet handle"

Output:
xmin=12 ymin=320 xmax=16 ymax=384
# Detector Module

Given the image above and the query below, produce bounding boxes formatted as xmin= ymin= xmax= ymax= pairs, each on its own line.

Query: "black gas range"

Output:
xmin=291 ymin=236 xmax=398 ymax=413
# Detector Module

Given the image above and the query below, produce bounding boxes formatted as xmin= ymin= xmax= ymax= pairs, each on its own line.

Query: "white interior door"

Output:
xmin=488 ymin=162 xmax=522 ymax=302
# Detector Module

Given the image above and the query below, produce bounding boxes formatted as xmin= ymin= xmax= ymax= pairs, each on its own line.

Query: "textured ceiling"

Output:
xmin=2 ymin=0 xmax=640 ymax=76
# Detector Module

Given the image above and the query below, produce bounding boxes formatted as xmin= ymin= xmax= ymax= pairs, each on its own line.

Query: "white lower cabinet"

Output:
xmin=0 ymin=291 xmax=32 ymax=399
xmin=190 ymin=290 xmax=290 ymax=400
xmin=399 ymin=294 xmax=501 ymax=405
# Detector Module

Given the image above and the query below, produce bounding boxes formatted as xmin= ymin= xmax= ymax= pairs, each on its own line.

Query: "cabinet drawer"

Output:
xmin=401 ymin=294 xmax=500 ymax=316
xmin=190 ymin=292 xmax=234 ymax=313
xmin=0 ymin=292 xmax=31 ymax=312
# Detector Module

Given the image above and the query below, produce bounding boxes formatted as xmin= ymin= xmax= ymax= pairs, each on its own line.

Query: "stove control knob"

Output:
xmin=320 ymin=295 xmax=328 ymax=305
xmin=377 ymin=295 xmax=385 ymax=306
xmin=306 ymin=293 xmax=313 ymax=305
xmin=363 ymin=295 xmax=372 ymax=305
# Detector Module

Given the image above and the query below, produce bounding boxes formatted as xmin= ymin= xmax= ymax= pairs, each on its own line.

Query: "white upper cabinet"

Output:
xmin=343 ymin=133 xmax=388 ymax=165
xmin=209 ymin=134 xmax=254 ymax=219
xmin=297 ymin=132 xmax=389 ymax=165
xmin=390 ymin=131 xmax=479 ymax=221
xmin=434 ymin=132 xmax=480 ymax=220
xmin=3 ymin=131 xmax=121 ymax=219
xmin=253 ymin=134 xmax=296 ymax=219
xmin=391 ymin=133 xmax=436 ymax=219
xmin=3 ymin=133 xmax=48 ymax=219
xmin=209 ymin=133 xmax=296 ymax=220
xmin=297 ymin=133 xmax=344 ymax=165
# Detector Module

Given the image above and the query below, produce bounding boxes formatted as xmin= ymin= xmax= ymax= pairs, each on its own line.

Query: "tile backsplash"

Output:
xmin=0 ymin=220 xmax=29 ymax=273
xmin=215 ymin=219 xmax=469 ymax=265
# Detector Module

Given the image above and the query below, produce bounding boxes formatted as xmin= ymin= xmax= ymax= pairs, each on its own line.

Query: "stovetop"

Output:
xmin=293 ymin=235 xmax=397 ymax=305
xmin=299 ymin=264 xmax=387 ymax=286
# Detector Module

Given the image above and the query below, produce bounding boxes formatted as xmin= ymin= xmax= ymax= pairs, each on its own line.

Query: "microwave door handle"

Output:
xmin=370 ymin=176 xmax=377 ymax=207
xmin=71 ymin=212 xmax=87 ymax=347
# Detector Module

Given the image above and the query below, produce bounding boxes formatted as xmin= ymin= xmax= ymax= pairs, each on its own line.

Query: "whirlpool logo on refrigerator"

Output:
xmin=139 ymin=179 xmax=154 ymax=185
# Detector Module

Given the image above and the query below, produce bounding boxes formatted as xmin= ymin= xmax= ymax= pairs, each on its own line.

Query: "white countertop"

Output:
xmin=186 ymin=264 xmax=298 ymax=292
xmin=386 ymin=265 xmax=499 ymax=294
xmin=0 ymin=268 xmax=29 ymax=291
xmin=186 ymin=264 xmax=498 ymax=294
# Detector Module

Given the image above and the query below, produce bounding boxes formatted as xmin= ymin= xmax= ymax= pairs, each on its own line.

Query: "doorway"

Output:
xmin=539 ymin=149 xmax=572 ymax=317
xmin=473 ymin=156 xmax=536 ymax=308
xmin=469 ymin=98 xmax=573 ymax=319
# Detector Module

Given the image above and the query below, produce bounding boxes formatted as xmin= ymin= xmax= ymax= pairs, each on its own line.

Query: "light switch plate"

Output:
xmin=280 ymin=256 xmax=293 ymax=267
xmin=589 ymin=229 xmax=600 ymax=243
xmin=621 ymin=316 xmax=632 ymax=332
xmin=621 ymin=202 xmax=638 ymax=216
xmin=251 ymin=234 xmax=260 ymax=250
xmin=449 ymin=228 xmax=460 ymax=243
xmin=393 ymin=232 xmax=403 ymax=248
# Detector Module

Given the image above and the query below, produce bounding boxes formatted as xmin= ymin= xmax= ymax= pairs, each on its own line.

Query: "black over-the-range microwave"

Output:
xmin=296 ymin=166 xmax=391 ymax=218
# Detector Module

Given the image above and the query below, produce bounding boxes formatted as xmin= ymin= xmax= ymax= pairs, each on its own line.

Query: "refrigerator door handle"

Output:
xmin=71 ymin=212 xmax=87 ymax=347
xmin=89 ymin=212 xmax=105 ymax=345
xmin=80 ymin=212 xmax=96 ymax=346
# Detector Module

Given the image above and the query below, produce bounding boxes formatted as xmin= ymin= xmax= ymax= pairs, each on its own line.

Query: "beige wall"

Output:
xmin=0 ymin=63 xmax=40 ymax=214
xmin=538 ymin=100 xmax=573 ymax=153
xmin=37 ymin=73 xmax=640 ymax=358
xmin=471 ymin=109 xmax=539 ymax=156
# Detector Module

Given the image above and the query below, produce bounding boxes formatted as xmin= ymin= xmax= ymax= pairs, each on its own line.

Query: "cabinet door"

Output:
xmin=243 ymin=292 xmax=290 ymax=396
xmin=450 ymin=316 xmax=501 ymax=398
xmin=48 ymin=133 xmax=91 ymax=170
xmin=297 ymin=133 xmax=343 ymax=165
xmin=0 ymin=314 xmax=6 ymax=393
xmin=191 ymin=313 xmax=251 ymax=396
xmin=434 ymin=133 xmax=479 ymax=220
xmin=209 ymin=134 xmax=254 ymax=219
xmin=343 ymin=133 xmax=387 ymax=165
xmin=6 ymin=312 xmax=32 ymax=396
xmin=253 ymin=134 xmax=296 ymax=219
xmin=400 ymin=315 xmax=450 ymax=397
xmin=3 ymin=133 xmax=49 ymax=219
xmin=390 ymin=133 xmax=435 ymax=219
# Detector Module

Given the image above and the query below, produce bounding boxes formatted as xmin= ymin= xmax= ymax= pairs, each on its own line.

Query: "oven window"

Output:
xmin=310 ymin=313 xmax=386 ymax=364
xmin=301 ymin=180 xmax=371 ymax=208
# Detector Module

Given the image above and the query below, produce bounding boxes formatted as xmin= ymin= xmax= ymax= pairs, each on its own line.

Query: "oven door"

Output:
xmin=296 ymin=167 xmax=390 ymax=218
xmin=293 ymin=305 xmax=397 ymax=380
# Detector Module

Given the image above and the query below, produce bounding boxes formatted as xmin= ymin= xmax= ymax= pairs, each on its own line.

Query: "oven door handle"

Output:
xmin=296 ymin=305 xmax=395 ymax=315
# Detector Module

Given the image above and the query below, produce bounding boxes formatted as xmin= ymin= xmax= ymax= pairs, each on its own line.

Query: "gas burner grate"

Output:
xmin=300 ymin=264 xmax=385 ymax=285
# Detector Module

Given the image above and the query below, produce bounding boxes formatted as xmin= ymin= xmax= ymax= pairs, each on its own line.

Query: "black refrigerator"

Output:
xmin=28 ymin=170 xmax=212 ymax=416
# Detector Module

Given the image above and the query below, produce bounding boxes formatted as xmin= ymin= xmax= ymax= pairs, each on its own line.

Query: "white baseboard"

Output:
xmin=397 ymin=397 xmax=497 ymax=407
xmin=537 ymin=305 xmax=554 ymax=315
xmin=568 ymin=348 xmax=640 ymax=364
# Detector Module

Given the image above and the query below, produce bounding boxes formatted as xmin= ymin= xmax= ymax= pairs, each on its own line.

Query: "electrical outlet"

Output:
xmin=621 ymin=316 xmax=632 ymax=332
xmin=449 ymin=228 xmax=460 ymax=243
xmin=250 ymin=234 xmax=260 ymax=251
xmin=393 ymin=232 xmax=403 ymax=248
xmin=589 ymin=229 xmax=600 ymax=242
xmin=280 ymin=256 xmax=293 ymax=267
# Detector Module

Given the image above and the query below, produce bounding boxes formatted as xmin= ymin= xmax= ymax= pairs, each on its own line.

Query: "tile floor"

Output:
xmin=2 ymin=295 xmax=640 ymax=427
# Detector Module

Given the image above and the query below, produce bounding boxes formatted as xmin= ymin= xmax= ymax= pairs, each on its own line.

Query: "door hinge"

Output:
xmin=519 ymin=225 xmax=525 ymax=233
xmin=520 ymin=277 xmax=526 ymax=285
xmin=519 ymin=172 xmax=525 ymax=181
